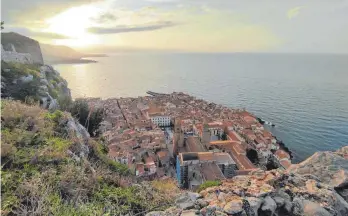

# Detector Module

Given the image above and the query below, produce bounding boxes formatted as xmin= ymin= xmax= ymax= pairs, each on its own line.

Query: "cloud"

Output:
xmin=90 ymin=12 xmax=118 ymax=23
xmin=88 ymin=21 xmax=178 ymax=34
xmin=287 ymin=6 xmax=305 ymax=20
xmin=1 ymin=0 xmax=101 ymax=25
xmin=3 ymin=27 xmax=72 ymax=39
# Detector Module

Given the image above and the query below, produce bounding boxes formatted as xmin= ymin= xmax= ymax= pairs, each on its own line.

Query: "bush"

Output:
xmin=69 ymin=99 xmax=104 ymax=137
xmin=197 ymin=180 xmax=222 ymax=192
xmin=57 ymin=95 xmax=72 ymax=111
xmin=10 ymin=79 xmax=41 ymax=101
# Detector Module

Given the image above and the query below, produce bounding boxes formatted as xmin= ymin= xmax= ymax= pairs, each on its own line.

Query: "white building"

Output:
xmin=150 ymin=115 xmax=171 ymax=127
xmin=145 ymin=105 xmax=171 ymax=127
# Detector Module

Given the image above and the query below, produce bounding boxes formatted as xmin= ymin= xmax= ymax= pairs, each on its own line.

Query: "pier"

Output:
xmin=146 ymin=91 xmax=168 ymax=97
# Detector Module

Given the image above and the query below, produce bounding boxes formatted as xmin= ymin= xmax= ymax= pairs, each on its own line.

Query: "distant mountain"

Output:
xmin=40 ymin=43 xmax=107 ymax=64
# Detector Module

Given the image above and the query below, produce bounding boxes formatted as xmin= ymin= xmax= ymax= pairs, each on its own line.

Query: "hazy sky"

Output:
xmin=2 ymin=0 xmax=348 ymax=53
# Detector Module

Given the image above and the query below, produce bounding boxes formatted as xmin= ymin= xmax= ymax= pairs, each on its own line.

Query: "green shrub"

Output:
xmin=197 ymin=180 xmax=222 ymax=192
xmin=48 ymin=87 xmax=59 ymax=99
xmin=70 ymin=99 xmax=104 ymax=137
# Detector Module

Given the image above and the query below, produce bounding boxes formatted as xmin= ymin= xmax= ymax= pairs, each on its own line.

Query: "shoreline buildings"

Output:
xmin=86 ymin=92 xmax=291 ymax=188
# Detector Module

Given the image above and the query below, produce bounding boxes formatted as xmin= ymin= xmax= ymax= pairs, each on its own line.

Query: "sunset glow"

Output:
xmin=44 ymin=5 xmax=101 ymax=47
xmin=2 ymin=0 xmax=348 ymax=53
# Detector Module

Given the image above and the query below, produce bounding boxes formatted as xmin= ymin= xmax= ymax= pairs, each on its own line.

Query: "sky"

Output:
xmin=1 ymin=0 xmax=348 ymax=53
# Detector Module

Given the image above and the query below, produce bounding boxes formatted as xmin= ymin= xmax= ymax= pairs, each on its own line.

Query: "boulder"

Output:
xmin=292 ymin=197 xmax=304 ymax=216
xmin=164 ymin=207 xmax=182 ymax=216
xmin=245 ymin=197 xmax=262 ymax=216
xmin=332 ymin=192 xmax=348 ymax=216
xmin=288 ymin=148 xmax=348 ymax=189
xmin=218 ymin=192 xmax=227 ymax=202
xmin=180 ymin=210 xmax=197 ymax=216
xmin=187 ymin=192 xmax=202 ymax=201
xmin=260 ymin=196 xmax=276 ymax=215
xmin=196 ymin=199 xmax=209 ymax=208
xmin=223 ymin=198 xmax=243 ymax=214
xmin=175 ymin=193 xmax=195 ymax=210
xmin=273 ymin=196 xmax=285 ymax=207
xmin=303 ymin=200 xmax=331 ymax=216
xmin=145 ymin=211 xmax=165 ymax=216
xmin=66 ymin=118 xmax=90 ymax=157
xmin=215 ymin=211 xmax=228 ymax=216
xmin=19 ymin=75 xmax=33 ymax=83
xmin=40 ymin=78 xmax=49 ymax=86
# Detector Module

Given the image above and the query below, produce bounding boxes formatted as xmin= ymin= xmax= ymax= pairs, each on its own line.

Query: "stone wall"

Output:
xmin=1 ymin=44 xmax=34 ymax=64
xmin=1 ymin=32 xmax=44 ymax=64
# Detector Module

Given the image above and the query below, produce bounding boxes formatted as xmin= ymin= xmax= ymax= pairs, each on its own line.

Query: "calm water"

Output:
xmin=55 ymin=53 xmax=348 ymax=163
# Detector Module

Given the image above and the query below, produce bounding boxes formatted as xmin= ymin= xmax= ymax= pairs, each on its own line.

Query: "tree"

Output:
xmin=69 ymin=99 xmax=104 ymax=137
xmin=221 ymin=131 xmax=228 ymax=141
xmin=1 ymin=21 xmax=4 ymax=30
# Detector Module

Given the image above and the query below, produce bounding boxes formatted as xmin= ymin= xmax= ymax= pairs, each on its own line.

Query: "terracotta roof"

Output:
xmin=198 ymin=152 xmax=214 ymax=161
xmin=227 ymin=131 xmax=240 ymax=141
xmin=186 ymin=136 xmax=205 ymax=152
xmin=280 ymin=160 xmax=291 ymax=169
xmin=157 ymin=150 xmax=169 ymax=159
xmin=244 ymin=116 xmax=256 ymax=124
xmin=147 ymin=105 xmax=164 ymax=115
xmin=275 ymin=149 xmax=290 ymax=160
xmin=201 ymin=163 xmax=225 ymax=180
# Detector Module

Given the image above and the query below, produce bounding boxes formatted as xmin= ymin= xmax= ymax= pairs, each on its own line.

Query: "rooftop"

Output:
xmin=179 ymin=152 xmax=235 ymax=165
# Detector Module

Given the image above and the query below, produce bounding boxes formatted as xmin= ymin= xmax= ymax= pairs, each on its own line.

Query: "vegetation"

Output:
xmin=1 ymin=21 xmax=4 ymax=30
xmin=69 ymin=99 xmax=104 ymax=137
xmin=1 ymin=61 xmax=68 ymax=104
xmin=1 ymin=101 xmax=177 ymax=215
xmin=246 ymin=148 xmax=259 ymax=164
xmin=197 ymin=180 xmax=222 ymax=192
xmin=221 ymin=131 xmax=228 ymax=141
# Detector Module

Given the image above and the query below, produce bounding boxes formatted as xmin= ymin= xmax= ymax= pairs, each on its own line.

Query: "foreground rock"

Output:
xmin=288 ymin=146 xmax=348 ymax=202
xmin=148 ymin=147 xmax=348 ymax=216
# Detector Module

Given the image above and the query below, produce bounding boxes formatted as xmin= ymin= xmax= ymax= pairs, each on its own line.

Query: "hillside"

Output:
xmin=1 ymin=61 xmax=71 ymax=110
xmin=40 ymin=44 xmax=106 ymax=64
xmin=0 ymin=100 xmax=180 ymax=215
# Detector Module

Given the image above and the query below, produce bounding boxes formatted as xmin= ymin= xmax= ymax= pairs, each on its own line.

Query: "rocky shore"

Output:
xmin=147 ymin=146 xmax=348 ymax=216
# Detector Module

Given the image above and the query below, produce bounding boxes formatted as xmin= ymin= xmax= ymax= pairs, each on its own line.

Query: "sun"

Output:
xmin=44 ymin=5 xmax=101 ymax=47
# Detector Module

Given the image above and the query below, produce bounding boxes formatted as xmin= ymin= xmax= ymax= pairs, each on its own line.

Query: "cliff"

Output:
xmin=1 ymin=32 xmax=44 ymax=65
xmin=1 ymin=61 xmax=71 ymax=110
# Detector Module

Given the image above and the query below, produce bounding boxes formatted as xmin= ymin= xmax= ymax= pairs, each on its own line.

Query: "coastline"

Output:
xmin=47 ymin=58 xmax=98 ymax=65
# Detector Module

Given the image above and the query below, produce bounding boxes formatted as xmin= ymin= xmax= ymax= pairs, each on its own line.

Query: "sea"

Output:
xmin=54 ymin=53 xmax=348 ymax=163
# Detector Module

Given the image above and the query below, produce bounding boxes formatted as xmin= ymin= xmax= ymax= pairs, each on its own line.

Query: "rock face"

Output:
xmin=288 ymin=146 xmax=348 ymax=189
xmin=1 ymin=61 xmax=71 ymax=111
xmin=1 ymin=32 xmax=44 ymax=64
xmin=288 ymin=146 xmax=348 ymax=204
xmin=148 ymin=147 xmax=348 ymax=216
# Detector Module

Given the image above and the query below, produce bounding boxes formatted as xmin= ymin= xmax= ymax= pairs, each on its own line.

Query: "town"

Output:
xmin=86 ymin=92 xmax=292 ymax=190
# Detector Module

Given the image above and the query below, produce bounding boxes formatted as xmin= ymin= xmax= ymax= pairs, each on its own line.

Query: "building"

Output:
xmin=146 ymin=105 xmax=172 ymax=127
xmin=274 ymin=149 xmax=291 ymax=169
xmin=176 ymin=152 xmax=236 ymax=189
xmin=150 ymin=115 xmax=171 ymax=127
xmin=208 ymin=140 xmax=257 ymax=174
